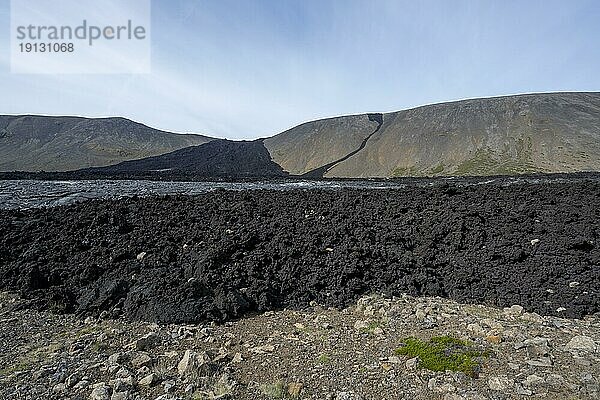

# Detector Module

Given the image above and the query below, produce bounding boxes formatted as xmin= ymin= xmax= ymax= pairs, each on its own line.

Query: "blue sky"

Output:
xmin=0 ymin=0 xmax=599 ymax=139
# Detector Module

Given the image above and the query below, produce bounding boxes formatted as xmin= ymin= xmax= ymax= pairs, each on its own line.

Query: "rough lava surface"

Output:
xmin=0 ymin=180 xmax=598 ymax=324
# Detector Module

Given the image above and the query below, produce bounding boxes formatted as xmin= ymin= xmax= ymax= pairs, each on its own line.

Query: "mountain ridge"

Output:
xmin=2 ymin=92 xmax=600 ymax=177
xmin=265 ymin=91 xmax=600 ymax=177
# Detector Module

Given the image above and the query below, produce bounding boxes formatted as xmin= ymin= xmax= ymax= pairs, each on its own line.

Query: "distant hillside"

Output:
xmin=263 ymin=114 xmax=380 ymax=175
xmin=265 ymin=93 xmax=600 ymax=177
xmin=0 ymin=115 xmax=213 ymax=172
xmin=2 ymin=92 xmax=599 ymax=178
xmin=327 ymin=92 xmax=600 ymax=177
xmin=260 ymin=92 xmax=600 ymax=178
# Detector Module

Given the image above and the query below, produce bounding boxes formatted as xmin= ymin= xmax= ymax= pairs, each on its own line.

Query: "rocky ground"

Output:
xmin=0 ymin=292 xmax=598 ymax=400
xmin=1 ymin=182 xmax=599 ymax=324
xmin=0 ymin=179 xmax=598 ymax=399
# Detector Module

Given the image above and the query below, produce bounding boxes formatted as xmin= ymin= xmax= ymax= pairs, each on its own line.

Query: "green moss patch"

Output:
xmin=395 ymin=336 xmax=488 ymax=376
xmin=455 ymin=142 xmax=547 ymax=176
xmin=0 ymin=343 xmax=63 ymax=377
xmin=317 ymin=353 xmax=331 ymax=364
xmin=391 ymin=166 xmax=418 ymax=177
xmin=260 ymin=381 xmax=302 ymax=399
xmin=431 ymin=164 xmax=445 ymax=174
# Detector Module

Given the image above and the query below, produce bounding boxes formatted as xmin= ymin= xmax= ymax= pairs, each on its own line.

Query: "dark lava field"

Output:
xmin=0 ymin=179 xmax=598 ymax=324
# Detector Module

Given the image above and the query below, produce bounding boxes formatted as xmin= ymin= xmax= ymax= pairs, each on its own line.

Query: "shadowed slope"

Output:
xmin=89 ymin=139 xmax=288 ymax=178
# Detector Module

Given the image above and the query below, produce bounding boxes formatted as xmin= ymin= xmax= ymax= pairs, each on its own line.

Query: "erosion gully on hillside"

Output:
xmin=0 ymin=179 xmax=598 ymax=324
xmin=301 ymin=113 xmax=384 ymax=178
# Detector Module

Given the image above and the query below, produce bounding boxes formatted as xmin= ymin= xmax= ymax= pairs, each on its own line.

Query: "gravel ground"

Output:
xmin=0 ymin=292 xmax=598 ymax=400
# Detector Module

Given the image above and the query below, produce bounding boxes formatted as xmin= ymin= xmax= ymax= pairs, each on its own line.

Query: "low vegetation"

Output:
xmin=260 ymin=381 xmax=302 ymax=399
xmin=395 ymin=336 xmax=489 ymax=376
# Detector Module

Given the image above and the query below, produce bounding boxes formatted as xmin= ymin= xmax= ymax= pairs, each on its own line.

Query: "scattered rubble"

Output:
xmin=1 ymin=292 xmax=598 ymax=399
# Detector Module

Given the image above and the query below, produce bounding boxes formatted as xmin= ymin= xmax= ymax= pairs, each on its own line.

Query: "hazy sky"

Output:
xmin=1 ymin=0 xmax=599 ymax=139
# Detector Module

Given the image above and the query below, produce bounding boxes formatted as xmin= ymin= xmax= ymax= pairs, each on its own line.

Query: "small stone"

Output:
xmin=467 ymin=323 xmax=485 ymax=335
xmin=353 ymin=320 xmax=369 ymax=330
xmin=525 ymin=374 xmax=544 ymax=386
xmin=232 ymin=352 xmax=243 ymax=363
xmin=250 ymin=344 xmax=275 ymax=354
xmin=113 ymin=376 xmax=136 ymax=391
xmin=154 ymin=395 xmax=175 ymax=400
xmin=545 ymin=374 xmax=566 ymax=388
xmin=405 ymin=357 xmax=419 ymax=370
xmin=373 ymin=327 xmax=384 ymax=335
xmin=428 ymin=377 xmax=438 ymax=391
xmin=115 ymin=368 xmax=133 ymax=379
xmin=488 ymin=376 xmax=514 ymax=391
xmin=163 ymin=380 xmax=176 ymax=393
xmin=486 ymin=335 xmax=502 ymax=344
xmin=287 ymin=382 xmax=303 ymax=397
xmin=135 ymin=332 xmax=158 ymax=351
xmin=443 ymin=395 xmax=465 ymax=400
xmin=573 ymin=356 xmax=592 ymax=366
xmin=136 ymin=252 xmax=147 ymax=260
xmin=421 ymin=317 xmax=437 ymax=329
xmin=53 ymin=383 xmax=66 ymax=393
xmin=569 ymin=281 xmax=580 ymax=288
xmin=110 ymin=392 xmax=129 ymax=400
xmin=138 ymin=373 xmax=157 ymax=387
xmin=565 ymin=336 xmax=597 ymax=352
xmin=163 ymin=350 xmax=179 ymax=359
xmin=108 ymin=353 xmax=126 ymax=365
xmin=503 ymin=305 xmax=524 ymax=316
xmin=131 ymin=353 xmax=152 ymax=369
xmin=388 ymin=356 xmax=401 ymax=364
xmin=526 ymin=357 xmax=553 ymax=367
xmin=515 ymin=383 xmax=532 ymax=396
xmin=440 ymin=385 xmax=456 ymax=393
xmin=73 ymin=380 xmax=90 ymax=390
xmin=184 ymin=384 xmax=195 ymax=394
xmin=65 ymin=372 xmax=80 ymax=388
xmin=552 ymin=319 xmax=565 ymax=328
xmin=213 ymin=351 xmax=231 ymax=363
xmin=335 ymin=392 xmax=363 ymax=400
xmin=530 ymin=239 xmax=540 ymax=245
xmin=521 ymin=312 xmax=544 ymax=323
xmin=177 ymin=350 xmax=212 ymax=377
xmin=90 ymin=383 xmax=112 ymax=400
